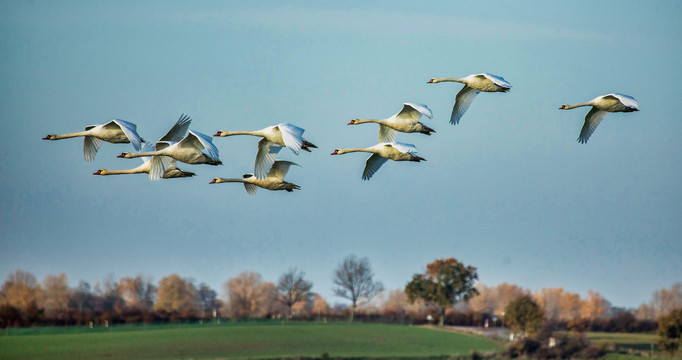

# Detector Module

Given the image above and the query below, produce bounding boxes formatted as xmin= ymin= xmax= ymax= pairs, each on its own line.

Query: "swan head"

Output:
xmin=348 ymin=119 xmax=359 ymax=125
xmin=427 ymin=78 xmax=438 ymax=84
xmin=209 ymin=178 xmax=223 ymax=184
xmin=117 ymin=152 xmax=133 ymax=158
xmin=93 ymin=169 xmax=106 ymax=175
xmin=559 ymin=105 xmax=568 ymax=110
xmin=43 ymin=134 xmax=56 ymax=140
xmin=214 ymin=131 xmax=227 ymax=137
xmin=331 ymin=149 xmax=341 ymax=155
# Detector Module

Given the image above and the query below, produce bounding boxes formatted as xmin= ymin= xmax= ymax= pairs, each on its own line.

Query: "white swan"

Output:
xmin=428 ymin=73 xmax=511 ymax=125
xmin=331 ymin=142 xmax=425 ymax=180
xmin=118 ymin=115 xmax=220 ymax=180
xmin=43 ymin=119 xmax=143 ymax=162
xmin=559 ymin=93 xmax=639 ymax=144
xmin=348 ymin=103 xmax=435 ymax=143
xmin=93 ymin=143 xmax=195 ymax=179
xmin=209 ymin=160 xmax=301 ymax=195
xmin=214 ymin=123 xmax=316 ymax=180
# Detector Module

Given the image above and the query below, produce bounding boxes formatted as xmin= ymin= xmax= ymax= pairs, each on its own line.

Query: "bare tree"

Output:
xmin=276 ymin=268 xmax=313 ymax=320
xmin=332 ymin=254 xmax=383 ymax=322
xmin=197 ymin=283 xmax=218 ymax=318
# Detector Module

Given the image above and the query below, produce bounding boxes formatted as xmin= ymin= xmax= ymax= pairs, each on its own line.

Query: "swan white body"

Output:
xmin=214 ymin=123 xmax=316 ymax=179
xmin=559 ymin=93 xmax=639 ymax=144
xmin=428 ymin=73 xmax=511 ymax=125
xmin=348 ymin=103 xmax=435 ymax=143
xmin=94 ymin=143 xmax=195 ymax=179
xmin=209 ymin=160 xmax=301 ymax=195
xmin=43 ymin=119 xmax=143 ymax=162
xmin=331 ymin=142 xmax=425 ymax=180
xmin=118 ymin=114 xmax=220 ymax=180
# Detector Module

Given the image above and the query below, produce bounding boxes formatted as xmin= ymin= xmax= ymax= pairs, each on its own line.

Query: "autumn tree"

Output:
xmin=651 ymin=283 xmax=682 ymax=319
xmin=118 ymin=275 xmax=155 ymax=310
xmin=469 ymin=282 xmax=528 ymax=316
xmin=0 ymin=270 xmax=40 ymax=324
xmin=656 ymin=308 xmax=682 ymax=356
xmin=405 ymin=258 xmax=478 ymax=326
xmin=332 ymin=254 xmax=383 ymax=322
xmin=312 ymin=294 xmax=330 ymax=320
xmin=580 ymin=291 xmax=609 ymax=322
xmin=38 ymin=273 xmax=69 ymax=321
xmin=153 ymin=274 xmax=199 ymax=317
xmin=505 ymin=294 xmax=544 ymax=337
xmin=276 ymin=268 xmax=313 ymax=320
xmin=225 ymin=271 xmax=274 ymax=319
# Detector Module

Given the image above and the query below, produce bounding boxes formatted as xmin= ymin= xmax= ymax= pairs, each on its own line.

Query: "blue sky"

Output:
xmin=1 ymin=1 xmax=680 ymax=309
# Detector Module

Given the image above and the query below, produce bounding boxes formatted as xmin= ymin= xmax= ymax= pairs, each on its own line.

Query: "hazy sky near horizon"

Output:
xmin=1 ymin=1 xmax=680 ymax=310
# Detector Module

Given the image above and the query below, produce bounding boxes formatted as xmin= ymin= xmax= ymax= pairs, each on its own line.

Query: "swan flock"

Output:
xmin=43 ymin=74 xmax=640 ymax=192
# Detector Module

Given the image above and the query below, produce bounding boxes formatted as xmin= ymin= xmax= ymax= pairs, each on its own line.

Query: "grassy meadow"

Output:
xmin=0 ymin=322 xmax=503 ymax=360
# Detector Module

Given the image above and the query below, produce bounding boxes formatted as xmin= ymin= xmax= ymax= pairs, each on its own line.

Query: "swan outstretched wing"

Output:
xmin=149 ymin=155 xmax=173 ymax=180
xmin=399 ymin=103 xmax=433 ymax=120
xmin=451 ymin=86 xmax=479 ymax=125
xmin=159 ymin=114 xmax=192 ymax=143
xmin=362 ymin=154 xmax=388 ymax=181
xmin=83 ymin=136 xmax=103 ymax=162
xmin=184 ymin=131 xmax=220 ymax=161
xmin=242 ymin=176 xmax=259 ymax=195
xmin=609 ymin=93 xmax=639 ymax=110
xmin=110 ymin=119 xmax=143 ymax=151
xmin=139 ymin=142 xmax=155 ymax=163
xmin=255 ymin=138 xmax=283 ymax=180
xmin=390 ymin=141 xmax=419 ymax=154
xmin=482 ymin=73 xmax=512 ymax=89
xmin=276 ymin=123 xmax=304 ymax=155
xmin=267 ymin=160 xmax=300 ymax=180
xmin=378 ymin=125 xmax=397 ymax=143
xmin=578 ymin=107 xmax=609 ymax=144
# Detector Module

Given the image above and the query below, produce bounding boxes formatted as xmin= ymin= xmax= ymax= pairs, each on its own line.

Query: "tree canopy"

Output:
xmin=657 ymin=307 xmax=682 ymax=356
xmin=505 ymin=294 xmax=545 ymax=337
xmin=405 ymin=257 xmax=478 ymax=326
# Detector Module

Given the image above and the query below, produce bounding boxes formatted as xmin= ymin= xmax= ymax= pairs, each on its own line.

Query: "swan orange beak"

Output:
xmin=331 ymin=150 xmax=339 ymax=155
xmin=347 ymin=120 xmax=356 ymax=125
xmin=93 ymin=170 xmax=102 ymax=175
xmin=117 ymin=153 xmax=126 ymax=158
xmin=558 ymin=105 xmax=566 ymax=110
xmin=213 ymin=131 xmax=222 ymax=137
xmin=209 ymin=179 xmax=216 ymax=184
xmin=427 ymin=79 xmax=434 ymax=83
xmin=42 ymin=135 xmax=51 ymax=140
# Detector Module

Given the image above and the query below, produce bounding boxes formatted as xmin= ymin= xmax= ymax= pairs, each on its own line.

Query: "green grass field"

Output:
xmin=0 ymin=322 xmax=503 ymax=360
xmin=586 ymin=332 xmax=682 ymax=360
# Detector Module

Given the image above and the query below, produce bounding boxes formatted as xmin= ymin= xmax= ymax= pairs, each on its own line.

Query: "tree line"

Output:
xmin=0 ymin=255 xmax=680 ymax=334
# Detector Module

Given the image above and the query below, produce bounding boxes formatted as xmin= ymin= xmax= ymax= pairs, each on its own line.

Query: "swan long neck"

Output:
xmin=215 ymin=177 xmax=256 ymax=184
xmin=221 ymin=178 xmax=246 ymax=183
xmin=50 ymin=131 xmax=89 ymax=139
xmin=336 ymin=147 xmax=372 ymax=155
xmin=124 ymin=151 xmax=159 ymax=158
xmin=352 ymin=119 xmax=383 ymax=125
xmin=101 ymin=168 xmax=143 ymax=175
xmin=430 ymin=77 xmax=465 ymax=84
xmin=562 ymin=102 xmax=592 ymax=110
xmin=217 ymin=130 xmax=265 ymax=137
